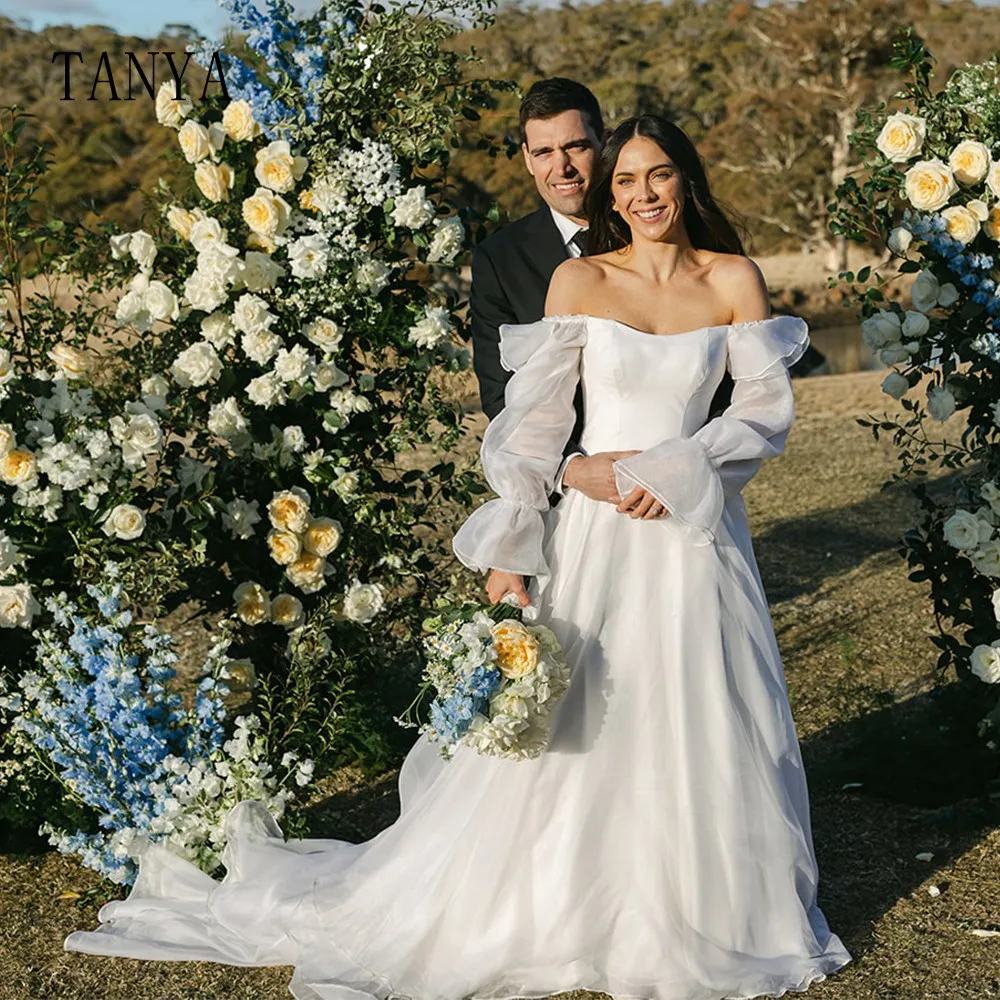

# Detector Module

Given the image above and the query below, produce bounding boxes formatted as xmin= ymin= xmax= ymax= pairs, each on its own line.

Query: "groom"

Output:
xmin=470 ymin=78 xmax=624 ymax=506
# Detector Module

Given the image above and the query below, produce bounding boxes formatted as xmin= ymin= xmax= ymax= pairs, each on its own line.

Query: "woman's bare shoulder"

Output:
xmin=704 ymin=254 xmax=769 ymax=321
xmin=547 ymin=257 xmax=610 ymax=314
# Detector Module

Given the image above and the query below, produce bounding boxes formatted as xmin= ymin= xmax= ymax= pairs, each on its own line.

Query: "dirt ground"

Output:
xmin=4 ymin=366 xmax=1000 ymax=997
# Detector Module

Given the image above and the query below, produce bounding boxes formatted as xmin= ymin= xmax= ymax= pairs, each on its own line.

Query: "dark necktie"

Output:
xmin=570 ymin=229 xmax=589 ymax=256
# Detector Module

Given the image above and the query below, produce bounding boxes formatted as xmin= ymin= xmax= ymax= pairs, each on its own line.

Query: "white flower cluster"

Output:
xmin=943 ymin=482 xmax=1000 ymax=582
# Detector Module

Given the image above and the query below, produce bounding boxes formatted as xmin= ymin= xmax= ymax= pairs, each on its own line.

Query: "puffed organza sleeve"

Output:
xmin=452 ymin=316 xmax=587 ymax=575
xmin=611 ymin=316 xmax=809 ymax=543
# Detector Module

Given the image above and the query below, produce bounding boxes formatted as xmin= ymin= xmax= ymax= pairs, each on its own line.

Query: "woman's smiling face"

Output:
xmin=611 ymin=135 xmax=687 ymax=242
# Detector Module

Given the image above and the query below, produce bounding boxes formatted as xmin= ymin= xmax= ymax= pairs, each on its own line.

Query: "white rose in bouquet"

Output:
xmin=288 ymin=234 xmax=329 ymax=279
xmin=171 ymin=341 xmax=222 ymax=388
xmin=270 ymin=593 xmax=305 ymax=629
xmin=267 ymin=529 xmax=303 ymax=566
xmin=141 ymin=374 xmax=170 ymax=411
xmin=968 ymin=199 xmax=990 ymax=222
xmin=166 ymin=205 xmax=198 ymax=240
xmin=355 ymin=259 xmax=391 ymax=295
xmin=285 ymin=552 xmax=326 ymax=594
xmin=0 ymin=448 xmax=37 ymax=487
xmin=426 ymin=216 xmax=465 ymax=264
xmin=246 ymin=372 xmax=287 ymax=409
xmin=343 ymin=578 xmax=385 ymax=623
xmin=926 ymin=386 xmax=956 ymax=421
xmin=101 ymin=503 xmax=146 ymax=541
xmin=937 ymin=282 xmax=959 ymax=308
xmin=233 ymin=293 xmax=278 ymax=335
xmin=303 ymin=316 xmax=342 ymax=354
xmin=241 ymin=330 xmax=283 ymax=366
xmin=408 ymin=305 xmax=453 ymax=349
xmin=144 ymin=280 xmax=180 ymax=323
xmin=942 ymin=509 xmax=985 ymax=551
xmin=0 ymin=424 xmax=15 ymax=456
xmin=109 ymin=232 xmax=133 ymax=259
xmin=982 ymin=481 xmax=1000 ymax=516
xmin=313 ymin=361 xmax=349 ymax=391
xmin=281 ymin=425 xmax=306 ymax=454
xmin=948 ymin=140 xmax=991 ymax=185
xmin=199 ymin=312 xmax=236 ymax=351
xmin=129 ymin=230 xmax=157 ymax=271
xmin=971 ymin=539 xmax=1000 ymax=578
xmin=303 ymin=517 xmax=342 ymax=558
xmin=900 ymin=311 xmax=930 ymax=339
xmin=189 ymin=216 xmax=228 ymax=253
xmin=155 ymin=81 xmax=192 ymax=128
xmin=222 ymin=497 xmax=261 ymax=539
xmin=971 ymin=641 xmax=1000 ymax=683
xmin=876 ymin=112 xmax=926 ymax=162
xmin=0 ymin=349 xmax=14 ymax=389
xmin=941 ymin=205 xmax=981 ymax=245
xmin=178 ymin=119 xmax=224 ymax=164
xmin=860 ymin=310 xmax=901 ymax=349
xmin=222 ymin=100 xmax=261 ymax=142
xmin=184 ymin=270 xmax=229 ymax=313
xmin=904 ymin=160 xmax=958 ymax=212
xmin=0 ymin=583 xmax=39 ymax=629
xmin=242 ymin=251 xmax=286 ymax=292
xmin=48 ymin=343 xmax=93 ymax=380
xmin=268 ymin=487 xmax=311 ymax=532
xmin=233 ymin=581 xmax=271 ymax=625
xmin=910 ymin=270 xmax=942 ymax=313
xmin=194 ymin=162 xmax=234 ymax=203
xmin=111 ymin=408 xmax=162 ymax=469
xmin=987 ymin=162 xmax=1000 ymax=200
xmin=992 ymin=588 xmax=1000 ymax=621
xmin=242 ymin=187 xmax=292 ymax=237
xmin=392 ymin=186 xmax=435 ymax=229
xmin=274 ymin=345 xmax=316 ymax=383
xmin=886 ymin=226 xmax=913 ymax=256
xmin=208 ymin=397 xmax=252 ymax=450
xmin=881 ymin=372 xmax=909 ymax=399
xmin=254 ymin=140 xmax=309 ymax=193
xmin=880 ymin=343 xmax=914 ymax=366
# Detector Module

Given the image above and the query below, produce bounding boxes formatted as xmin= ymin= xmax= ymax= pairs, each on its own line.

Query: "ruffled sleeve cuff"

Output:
xmin=726 ymin=315 xmax=809 ymax=381
xmin=451 ymin=500 xmax=547 ymax=576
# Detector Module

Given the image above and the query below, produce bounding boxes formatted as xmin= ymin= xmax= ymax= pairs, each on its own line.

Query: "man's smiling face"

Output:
xmin=522 ymin=109 xmax=600 ymax=224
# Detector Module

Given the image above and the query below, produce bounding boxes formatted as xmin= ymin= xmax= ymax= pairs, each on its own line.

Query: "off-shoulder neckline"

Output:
xmin=541 ymin=314 xmax=792 ymax=340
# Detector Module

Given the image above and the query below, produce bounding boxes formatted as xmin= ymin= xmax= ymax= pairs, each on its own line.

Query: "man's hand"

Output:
xmin=616 ymin=486 xmax=669 ymax=520
xmin=486 ymin=569 xmax=532 ymax=607
xmin=562 ymin=451 xmax=640 ymax=503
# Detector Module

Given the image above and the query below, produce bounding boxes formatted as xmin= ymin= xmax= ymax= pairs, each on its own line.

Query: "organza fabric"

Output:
xmin=65 ymin=314 xmax=850 ymax=1000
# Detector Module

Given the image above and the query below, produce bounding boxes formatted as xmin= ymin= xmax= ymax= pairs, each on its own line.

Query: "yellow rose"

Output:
xmin=875 ymin=113 xmax=926 ymax=163
xmin=267 ymin=529 xmax=303 ymax=566
xmin=303 ymin=517 xmax=342 ymax=558
xmin=222 ymin=657 xmax=257 ymax=690
xmin=48 ymin=343 xmax=93 ymax=380
xmin=154 ymin=81 xmax=192 ymax=129
xmin=194 ymin=161 xmax=234 ymax=203
xmin=984 ymin=206 xmax=1000 ymax=242
xmin=166 ymin=205 xmax=197 ymax=240
xmin=270 ymin=593 xmax=305 ymax=629
xmin=949 ymin=140 xmax=991 ymax=186
xmin=904 ymin=159 xmax=958 ymax=212
xmin=233 ymin=581 xmax=271 ymax=625
xmin=242 ymin=187 xmax=291 ymax=237
xmin=491 ymin=620 xmax=541 ymax=679
xmin=299 ymin=189 xmax=318 ymax=212
xmin=941 ymin=205 xmax=981 ymax=245
xmin=0 ymin=448 xmax=37 ymax=487
xmin=254 ymin=140 xmax=308 ymax=194
xmin=178 ymin=120 xmax=212 ymax=163
xmin=285 ymin=552 xmax=326 ymax=594
xmin=268 ymin=488 xmax=311 ymax=532
xmin=222 ymin=99 xmax=260 ymax=142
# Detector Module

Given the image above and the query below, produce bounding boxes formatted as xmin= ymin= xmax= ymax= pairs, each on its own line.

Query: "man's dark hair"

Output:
xmin=519 ymin=78 xmax=604 ymax=143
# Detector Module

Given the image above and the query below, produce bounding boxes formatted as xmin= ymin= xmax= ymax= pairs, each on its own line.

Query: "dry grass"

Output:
xmin=4 ymin=369 xmax=1000 ymax=1000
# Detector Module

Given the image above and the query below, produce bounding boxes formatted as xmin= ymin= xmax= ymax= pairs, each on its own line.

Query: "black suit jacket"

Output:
xmin=469 ymin=206 xmax=735 ymax=475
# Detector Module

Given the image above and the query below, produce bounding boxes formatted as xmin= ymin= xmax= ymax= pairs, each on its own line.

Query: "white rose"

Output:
xmin=194 ymin=162 xmax=234 ymax=203
xmin=392 ymin=186 xmax=436 ymax=229
xmin=860 ymin=309 xmax=902 ymax=350
xmin=288 ymin=234 xmax=329 ymax=279
xmin=128 ymin=230 xmax=157 ymax=271
xmin=178 ymin=120 xmax=212 ymax=163
xmin=910 ymin=270 xmax=941 ymax=313
xmin=0 ymin=583 xmax=39 ymax=629
xmin=926 ymin=386 xmax=956 ymax=422
xmin=232 ymin=293 xmax=277 ymax=335
xmin=246 ymin=372 xmax=287 ymax=409
xmin=113 ymin=409 xmax=162 ymax=468
xmin=343 ymin=579 xmax=385 ymax=623
xmin=886 ymin=227 xmax=913 ymax=256
xmin=949 ymin=141 xmax=992 ymax=185
xmin=200 ymin=312 xmax=236 ymax=350
xmin=241 ymin=329 xmax=283 ymax=366
xmin=876 ymin=112 xmax=926 ymax=162
xmin=408 ymin=305 xmax=454 ymax=350
xmin=0 ymin=531 xmax=18 ymax=578
xmin=282 ymin=425 xmax=306 ymax=453
xmin=941 ymin=205 xmax=981 ymax=245
xmin=273 ymin=345 xmax=316 ymax=383
xmin=900 ymin=311 xmax=930 ymax=339
xmin=303 ymin=517 xmax=342 ymax=558
xmin=208 ymin=397 xmax=252 ymax=450
xmin=183 ymin=271 xmax=229 ymax=313
xmin=141 ymin=374 xmax=169 ymax=411
xmin=0 ymin=449 xmax=37 ymax=487
xmin=904 ymin=159 xmax=958 ymax=212
xmin=880 ymin=343 xmax=913 ymax=366
xmin=303 ymin=317 xmax=342 ymax=354
xmin=268 ymin=529 xmax=302 ymax=566
xmin=166 ymin=205 xmax=197 ymax=240
xmin=171 ymin=341 xmax=222 ymax=388
xmin=222 ymin=497 xmax=260 ymax=539
xmin=109 ymin=232 xmax=133 ymax=260
xmin=881 ymin=372 xmax=909 ymax=399
xmin=155 ymin=81 xmax=192 ymax=128
xmin=48 ymin=343 xmax=93 ymax=380
xmin=982 ymin=482 xmax=1000 ymax=516
xmin=355 ymin=259 xmax=392 ymax=295
xmin=143 ymin=280 xmax=180 ymax=323
xmin=254 ymin=140 xmax=308 ymax=193
xmin=968 ymin=199 xmax=990 ymax=222
xmin=987 ymin=162 xmax=1000 ymax=201
xmin=242 ymin=251 xmax=286 ymax=292
xmin=242 ymin=187 xmax=292 ymax=237
xmin=0 ymin=425 xmax=16 ymax=456
xmin=313 ymin=361 xmax=349 ymax=391
xmin=222 ymin=99 xmax=260 ymax=142
xmin=971 ymin=641 xmax=1000 ymax=683
xmin=426 ymin=216 xmax=465 ymax=264
xmin=285 ymin=552 xmax=326 ymax=594
xmin=270 ymin=593 xmax=305 ymax=629
xmin=233 ymin=581 xmax=271 ymax=625
xmin=101 ymin=503 xmax=146 ymax=541
xmin=972 ymin=539 xmax=1000 ymax=578
xmin=189 ymin=216 xmax=227 ymax=253
xmin=937 ymin=283 xmax=959 ymax=308
xmin=943 ymin=510 xmax=983 ymax=551
xmin=268 ymin=487 xmax=311 ymax=532
xmin=992 ymin=588 xmax=1000 ymax=621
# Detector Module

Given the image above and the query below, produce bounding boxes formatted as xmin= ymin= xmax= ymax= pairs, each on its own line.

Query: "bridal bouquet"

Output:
xmin=399 ymin=603 xmax=571 ymax=761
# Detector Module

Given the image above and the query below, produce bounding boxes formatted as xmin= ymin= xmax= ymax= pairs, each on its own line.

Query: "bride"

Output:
xmin=65 ymin=115 xmax=851 ymax=1000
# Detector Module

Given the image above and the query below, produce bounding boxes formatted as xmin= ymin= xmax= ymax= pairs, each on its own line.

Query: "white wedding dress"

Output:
xmin=65 ymin=314 xmax=851 ymax=1000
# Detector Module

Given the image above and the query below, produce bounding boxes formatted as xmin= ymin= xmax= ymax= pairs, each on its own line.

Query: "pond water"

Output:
xmin=809 ymin=325 xmax=879 ymax=376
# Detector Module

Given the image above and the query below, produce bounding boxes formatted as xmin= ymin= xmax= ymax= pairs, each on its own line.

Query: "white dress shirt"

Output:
xmin=548 ymin=208 xmax=587 ymax=493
